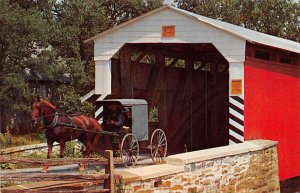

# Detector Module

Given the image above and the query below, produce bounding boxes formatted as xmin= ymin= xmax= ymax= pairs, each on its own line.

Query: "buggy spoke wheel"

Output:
xmin=120 ymin=133 xmax=139 ymax=167
xmin=150 ymin=129 xmax=167 ymax=164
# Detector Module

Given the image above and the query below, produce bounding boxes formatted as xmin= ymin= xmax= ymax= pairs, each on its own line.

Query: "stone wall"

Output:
xmin=116 ymin=140 xmax=280 ymax=193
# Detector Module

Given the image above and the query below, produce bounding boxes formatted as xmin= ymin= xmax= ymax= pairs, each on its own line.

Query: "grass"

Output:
xmin=0 ymin=132 xmax=46 ymax=148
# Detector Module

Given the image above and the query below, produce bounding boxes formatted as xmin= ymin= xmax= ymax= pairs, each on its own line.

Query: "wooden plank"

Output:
xmin=166 ymin=70 xmax=228 ymax=150
xmin=132 ymin=51 xmax=147 ymax=65
xmin=170 ymin=77 xmax=229 ymax=150
xmin=186 ymin=57 xmax=194 ymax=150
xmin=130 ymin=55 xmax=153 ymax=91
xmin=146 ymin=65 xmax=159 ymax=107
xmin=0 ymin=181 xmax=103 ymax=192
xmin=0 ymin=173 xmax=111 ymax=181
xmin=111 ymin=58 xmax=121 ymax=89
xmin=0 ymin=156 xmax=123 ymax=166
xmin=146 ymin=50 xmax=165 ymax=108
xmin=155 ymin=50 xmax=167 ymax=128
xmin=168 ymin=57 xmax=179 ymax=67
xmin=120 ymin=46 xmax=133 ymax=98
xmin=0 ymin=189 xmax=109 ymax=193
xmin=164 ymin=69 xmax=190 ymax=151
xmin=104 ymin=150 xmax=115 ymax=193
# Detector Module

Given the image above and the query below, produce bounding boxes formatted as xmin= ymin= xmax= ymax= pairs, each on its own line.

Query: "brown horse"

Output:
xmin=31 ymin=97 xmax=103 ymax=159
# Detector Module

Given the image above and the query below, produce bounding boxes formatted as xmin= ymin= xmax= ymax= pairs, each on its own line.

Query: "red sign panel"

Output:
xmin=162 ymin=26 xmax=175 ymax=38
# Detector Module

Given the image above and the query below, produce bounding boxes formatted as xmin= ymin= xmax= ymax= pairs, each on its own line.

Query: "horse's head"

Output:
xmin=31 ymin=97 xmax=56 ymax=128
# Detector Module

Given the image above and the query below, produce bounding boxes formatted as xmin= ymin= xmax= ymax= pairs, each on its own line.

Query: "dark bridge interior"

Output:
xmin=109 ymin=43 xmax=229 ymax=153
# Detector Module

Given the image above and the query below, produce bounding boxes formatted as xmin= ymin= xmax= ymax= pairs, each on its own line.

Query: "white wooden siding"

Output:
xmin=229 ymin=62 xmax=244 ymax=98
xmin=94 ymin=9 xmax=245 ymax=61
xmin=95 ymin=60 xmax=111 ymax=94
xmin=94 ymin=9 xmax=246 ymax=94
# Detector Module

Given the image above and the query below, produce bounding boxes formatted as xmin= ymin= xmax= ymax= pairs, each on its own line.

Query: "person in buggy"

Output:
xmin=122 ymin=107 xmax=132 ymax=130
xmin=104 ymin=103 xmax=124 ymax=133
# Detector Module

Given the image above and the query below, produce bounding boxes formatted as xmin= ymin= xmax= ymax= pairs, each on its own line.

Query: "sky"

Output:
xmin=164 ymin=0 xmax=176 ymax=6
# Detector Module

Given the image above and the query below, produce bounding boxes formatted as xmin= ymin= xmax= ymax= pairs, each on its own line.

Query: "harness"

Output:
xmin=37 ymin=102 xmax=116 ymax=136
xmin=47 ymin=112 xmax=59 ymax=128
xmin=39 ymin=104 xmax=80 ymax=139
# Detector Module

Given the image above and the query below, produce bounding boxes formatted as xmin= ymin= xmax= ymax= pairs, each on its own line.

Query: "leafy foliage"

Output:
xmin=0 ymin=0 xmax=298 ymax=134
xmin=102 ymin=0 xmax=164 ymax=27
xmin=175 ymin=0 xmax=300 ymax=42
xmin=149 ymin=106 xmax=159 ymax=123
xmin=0 ymin=0 xmax=51 ymax=132
xmin=58 ymin=85 xmax=93 ymax=116
xmin=0 ymin=0 xmax=163 ymax=133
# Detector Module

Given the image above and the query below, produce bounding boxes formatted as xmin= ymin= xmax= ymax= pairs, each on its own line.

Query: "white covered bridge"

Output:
xmin=82 ymin=5 xmax=299 ymax=159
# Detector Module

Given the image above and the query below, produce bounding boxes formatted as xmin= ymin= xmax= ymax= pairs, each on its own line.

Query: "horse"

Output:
xmin=31 ymin=97 xmax=103 ymax=160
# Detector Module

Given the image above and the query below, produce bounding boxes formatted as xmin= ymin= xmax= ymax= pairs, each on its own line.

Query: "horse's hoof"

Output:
xmin=41 ymin=166 xmax=49 ymax=173
xmin=79 ymin=164 xmax=85 ymax=172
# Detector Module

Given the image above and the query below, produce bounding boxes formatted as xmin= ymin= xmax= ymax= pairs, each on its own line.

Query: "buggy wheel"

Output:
xmin=120 ymin=133 xmax=139 ymax=167
xmin=150 ymin=129 xmax=167 ymax=164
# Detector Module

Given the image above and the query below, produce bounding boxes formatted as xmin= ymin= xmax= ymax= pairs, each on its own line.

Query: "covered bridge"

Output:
xmin=83 ymin=5 xmax=300 ymax=180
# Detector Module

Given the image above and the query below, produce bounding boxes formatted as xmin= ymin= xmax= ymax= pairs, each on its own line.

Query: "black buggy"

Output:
xmin=95 ymin=99 xmax=167 ymax=167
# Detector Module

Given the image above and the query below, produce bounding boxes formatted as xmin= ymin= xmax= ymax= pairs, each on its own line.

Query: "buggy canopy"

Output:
xmin=95 ymin=99 xmax=148 ymax=141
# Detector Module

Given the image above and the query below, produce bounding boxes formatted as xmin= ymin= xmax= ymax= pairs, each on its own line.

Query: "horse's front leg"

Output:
xmin=59 ymin=140 xmax=66 ymax=158
xmin=85 ymin=137 xmax=94 ymax=158
xmin=47 ymin=139 xmax=53 ymax=159
xmin=42 ymin=139 xmax=53 ymax=173
xmin=79 ymin=137 xmax=94 ymax=172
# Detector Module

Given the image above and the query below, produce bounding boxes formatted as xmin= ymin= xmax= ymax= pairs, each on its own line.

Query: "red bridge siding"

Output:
xmin=244 ymin=58 xmax=300 ymax=181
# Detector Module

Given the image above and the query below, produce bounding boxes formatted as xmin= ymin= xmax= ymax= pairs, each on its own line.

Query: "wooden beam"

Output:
xmin=167 ymin=57 xmax=179 ymax=67
xmin=120 ymin=46 xmax=133 ymax=98
xmin=170 ymin=82 xmax=228 ymax=149
xmin=146 ymin=50 xmax=165 ymax=108
xmin=111 ymin=58 xmax=121 ymax=89
xmin=165 ymin=70 xmax=191 ymax=149
xmin=132 ymin=51 xmax=147 ymax=65
xmin=0 ymin=156 xmax=123 ymax=166
xmin=0 ymin=188 xmax=109 ymax=193
xmin=166 ymin=71 xmax=228 ymax=149
xmin=155 ymin=50 xmax=167 ymax=128
xmin=0 ymin=173 xmax=118 ymax=181
xmin=104 ymin=150 xmax=115 ymax=193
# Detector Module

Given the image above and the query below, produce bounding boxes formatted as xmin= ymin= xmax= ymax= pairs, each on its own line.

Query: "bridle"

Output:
xmin=32 ymin=101 xmax=82 ymax=140
xmin=33 ymin=102 xmax=59 ymax=129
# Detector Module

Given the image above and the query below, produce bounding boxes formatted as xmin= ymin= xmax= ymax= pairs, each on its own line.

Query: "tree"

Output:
xmin=102 ymin=0 xmax=164 ymax=27
xmin=0 ymin=0 xmax=164 ymax=132
xmin=175 ymin=0 xmax=300 ymax=42
xmin=50 ymin=0 xmax=164 ymax=95
xmin=239 ymin=0 xmax=300 ymax=41
xmin=50 ymin=0 xmax=164 ymax=85
xmin=51 ymin=0 xmax=110 ymax=61
xmin=0 ymin=0 xmax=52 ymax=133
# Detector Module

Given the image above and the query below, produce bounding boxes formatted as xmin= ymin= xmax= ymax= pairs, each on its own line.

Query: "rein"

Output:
xmin=46 ymin=112 xmax=59 ymax=128
xmin=35 ymin=103 xmax=114 ymax=135
xmin=40 ymin=105 xmax=83 ymax=133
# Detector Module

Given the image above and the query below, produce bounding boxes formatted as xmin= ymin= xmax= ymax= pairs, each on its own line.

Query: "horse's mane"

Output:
xmin=41 ymin=99 xmax=56 ymax=110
